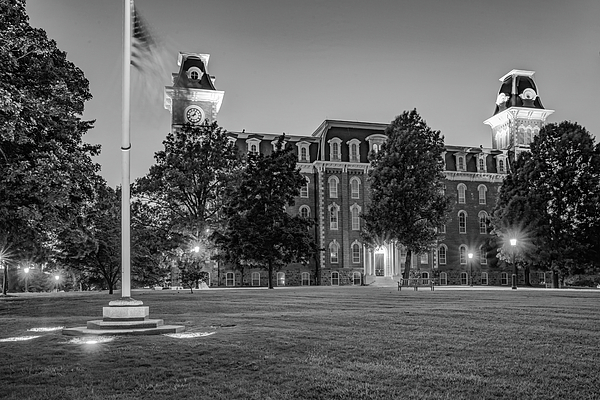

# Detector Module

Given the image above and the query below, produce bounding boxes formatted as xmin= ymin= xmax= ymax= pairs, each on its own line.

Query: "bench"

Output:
xmin=398 ymin=278 xmax=436 ymax=291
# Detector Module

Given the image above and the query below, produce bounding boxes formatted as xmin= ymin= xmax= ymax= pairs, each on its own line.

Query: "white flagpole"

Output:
xmin=121 ymin=0 xmax=132 ymax=299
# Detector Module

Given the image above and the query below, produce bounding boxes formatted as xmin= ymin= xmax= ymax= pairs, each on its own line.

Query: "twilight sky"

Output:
xmin=26 ymin=0 xmax=600 ymax=187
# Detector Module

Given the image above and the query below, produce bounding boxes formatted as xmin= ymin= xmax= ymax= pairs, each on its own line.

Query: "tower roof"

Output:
xmin=171 ymin=52 xmax=217 ymax=90
xmin=492 ymin=69 xmax=545 ymax=115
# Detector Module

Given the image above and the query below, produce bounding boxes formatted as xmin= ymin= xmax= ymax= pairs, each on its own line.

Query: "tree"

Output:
xmin=362 ymin=109 xmax=451 ymax=279
xmin=215 ymin=135 xmax=316 ymax=289
xmin=134 ymin=122 xmax=241 ymax=240
xmin=0 ymin=0 xmax=100 ymax=294
xmin=491 ymin=121 xmax=600 ymax=287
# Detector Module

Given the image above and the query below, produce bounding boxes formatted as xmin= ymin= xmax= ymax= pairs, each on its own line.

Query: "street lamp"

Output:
xmin=468 ymin=253 xmax=473 ymax=287
xmin=24 ymin=267 xmax=30 ymax=293
xmin=510 ymin=238 xmax=517 ymax=289
xmin=54 ymin=274 xmax=60 ymax=292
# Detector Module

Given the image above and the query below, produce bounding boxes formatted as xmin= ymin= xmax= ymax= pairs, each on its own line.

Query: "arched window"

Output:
xmin=277 ymin=272 xmax=285 ymax=286
xmin=498 ymin=159 xmax=505 ymax=174
xmin=226 ymin=272 xmax=235 ymax=286
xmin=460 ymin=272 xmax=468 ymax=285
xmin=299 ymin=205 xmax=310 ymax=219
xmin=353 ymin=271 xmax=361 ymax=285
xmin=329 ymin=203 xmax=339 ymax=230
xmin=301 ymin=272 xmax=310 ymax=286
xmin=300 ymin=147 xmax=308 ymax=162
xmin=300 ymin=177 xmax=309 ymax=198
xmin=350 ymin=203 xmax=361 ymax=231
xmin=478 ymin=184 xmax=487 ymax=204
xmin=438 ymin=244 xmax=447 ymax=265
xmin=457 ymin=184 xmax=466 ymax=204
xmin=458 ymin=156 xmax=465 ymax=171
xmin=328 ymin=176 xmax=339 ymax=198
xmin=351 ymin=143 xmax=359 ymax=162
xmin=458 ymin=211 xmax=467 ymax=234
xmin=373 ymin=143 xmax=380 ymax=153
xmin=478 ymin=211 xmax=488 ymax=234
xmin=332 ymin=142 xmax=339 ymax=160
xmin=459 ymin=245 xmax=467 ymax=265
xmin=351 ymin=241 xmax=361 ymax=263
xmin=501 ymin=272 xmax=508 ymax=285
xmin=250 ymin=144 xmax=257 ymax=153
xmin=440 ymin=272 xmax=448 ymax=285
xmin=481 ymin=272 xmax=489 ymax=285
xmin=350 ymin=177 xmax=361 ymax=199
xmin=478 ymin=156 xmax=486 ymax=172
xmin=479 ymin=245 xmax=487 ymax=265
xmin=251 ymin=272 xmax=261 ymax=286
xmin=331 ymin=271 xmax=340 ymax=286
xmin=329 ymin=240 xmax=340 ymax=263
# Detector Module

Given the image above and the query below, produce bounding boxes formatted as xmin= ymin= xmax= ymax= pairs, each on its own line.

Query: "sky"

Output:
xmin=26 ymin=0 xmax=600 ymax=187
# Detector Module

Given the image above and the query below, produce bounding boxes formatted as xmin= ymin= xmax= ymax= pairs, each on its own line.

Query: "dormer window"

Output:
xmin=246 ymin=138 xmax=261 ymax=154
xmin=328 ymin=138 xmax=342 ymax=161
xmin=271 ymin=139 xmax=286 ymax=152
xmin=454 ymin=152 xmax=467 ymax=172
xmin=296 ymin=141 xmax=310 ymax=162
xmin=347 ymin=139 xmax=361 ymax=162
xmin=477 ymin=153 xmax=487 ymax=173
xmin=496 ymin=154 xmax=508 ymax=174
xmin=366 ymin=134 xmax=387 ymax=157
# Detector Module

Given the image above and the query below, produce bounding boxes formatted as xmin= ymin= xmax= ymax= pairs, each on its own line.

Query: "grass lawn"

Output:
xmin=1 ymin=287 xmax=599 ymax=400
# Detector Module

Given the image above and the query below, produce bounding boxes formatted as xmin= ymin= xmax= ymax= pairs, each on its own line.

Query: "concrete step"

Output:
xmin=87 ymin=319 xmax=164 ymax=330
xmin=370 ymin=277 xmax=399 ymax=288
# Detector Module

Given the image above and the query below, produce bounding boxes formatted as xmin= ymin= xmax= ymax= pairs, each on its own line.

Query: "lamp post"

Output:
xmin=54 ymin=274 xmax=60 ymax=292
xmin=24 ymin=267 xmax=29 ymax=293
xmin=468 ymin=253 xmax=473 ymax=286
xmin=510 ymin=238 xmax=517 ymax=289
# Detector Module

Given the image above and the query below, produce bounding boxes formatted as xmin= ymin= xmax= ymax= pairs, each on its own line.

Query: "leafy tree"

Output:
xmin=0 ymin=0 xmax=100 ymax=293
xmin=491 ymin=121 xmax=600 ymax=287
xmin=134 ymin=122 xmax=241 ymax=241
xmin=177 ymin=243 xmax=211 ymax=293
xmin=362 ymin=110 xmax=451 ymax=279
xmin=215 ymin=136 xmax=316 ymax=289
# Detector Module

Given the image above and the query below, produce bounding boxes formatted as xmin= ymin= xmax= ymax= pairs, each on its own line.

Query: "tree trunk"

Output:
xmin=2 ymin=265 xmax=7 ymax=295
xmin=268 ymin=260 xmax=274 ymax=289
xmin=403 ymin=249 xmax=412 ymax=280
xmin=552 ymin=270 xmax=559 ymax=288
xmin=108 ymin=281 xmax=114 ymax=295
xmin=314 ymin=253 xmax=320 ymax=286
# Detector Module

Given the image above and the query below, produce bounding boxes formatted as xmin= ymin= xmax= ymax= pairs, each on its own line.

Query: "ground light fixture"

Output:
xmin=23 ymin=267 xmax=29 ymax=292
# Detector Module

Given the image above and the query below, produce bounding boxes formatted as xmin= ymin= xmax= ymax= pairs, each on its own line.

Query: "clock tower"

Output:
xmin=484 ymin=69 xmax=554 ymax=159
xmin=164 ymin=52 xmax=225 ymax=131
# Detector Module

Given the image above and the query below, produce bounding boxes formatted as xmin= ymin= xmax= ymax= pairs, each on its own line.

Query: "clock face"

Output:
xmin=185 ymin=106 xmax=204 ymax=124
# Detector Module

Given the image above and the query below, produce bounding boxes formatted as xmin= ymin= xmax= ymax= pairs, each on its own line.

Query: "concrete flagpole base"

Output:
xmin=62 ymin=297 xmax=185 ymax=336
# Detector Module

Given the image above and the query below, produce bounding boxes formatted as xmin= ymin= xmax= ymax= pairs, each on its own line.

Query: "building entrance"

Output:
xmin=375 ymin=253 xmax=385 ymax=276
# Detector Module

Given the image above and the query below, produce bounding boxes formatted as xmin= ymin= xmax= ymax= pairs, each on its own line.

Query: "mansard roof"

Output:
xmin=171 ymin=52 xmax=217 ymax=90
xmin=492 ymin=69 xmax=545 ymax=115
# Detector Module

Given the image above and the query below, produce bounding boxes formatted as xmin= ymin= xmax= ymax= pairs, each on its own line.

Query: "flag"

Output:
xmin=131 ymin=3 xmax=156 ymax=71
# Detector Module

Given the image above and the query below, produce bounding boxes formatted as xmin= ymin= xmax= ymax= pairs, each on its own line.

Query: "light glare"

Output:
xmin=164 ymin=332 xmax=215 ymax=339
xmin=0 ymin=335 xmax=41 ymax=342
xmin=28 ymin=327 xmax=65 ymax=332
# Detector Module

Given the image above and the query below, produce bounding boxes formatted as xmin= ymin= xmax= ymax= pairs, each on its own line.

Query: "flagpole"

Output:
xmin=121 ymin=0 xmax=132 ymax=299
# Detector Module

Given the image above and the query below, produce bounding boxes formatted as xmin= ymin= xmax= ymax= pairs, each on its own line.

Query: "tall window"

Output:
xmin=420 ymin=252 xmax=428 ymax=264
xmin=251 ymin=272 xmax=260 ymax=286
xmin=301 ymin=147 xmax=308 ymax=162
xmin=479 ymin=245 xmax=487 ymax=265
xmin=329 ymin=204 xmax=339 ymax=230
xmin=458 ymin=156 xmax=465 ymax=171
xmin=458 ymin=211 xmax=467 ymax=234
xmin=250 ymin=144 xmax=257 ymax=153
xmin=478 ymin=184 xmax=487 ymax=204
xmin=478 ymin=211 xmax=488 ymax=234
xmin=457 ymin=184 xmax=466 ymax=204
xmin=226 ymin=272 xmax=235 ymax=286
xmin=353 ymin=272 xmax=361 ymax=285
xmin=329 ymin=240 xmax=339 ymax=263
xmin=460 ymin=272 xmax=468 ymax=285
xmin=350 ymin=177 xmax=361 ymax=199
xmin=498 ymin=159 xmax=505 ymax=174
xmin=351 ymin=242 xmax=361 ymax=263
xmin=438 ymin=245 xmax=447 ymax=265
xmin=481 ymin=272 xmax=488 ymax=285
xmin=277 ymin=272 xmax=285 ymax=286
xmin=300 ymin=177 xmax=309 ymax=198
xmin=440 ymin=272 xmax=448 ymax=285
xmin=301 ymin=272 xmax=310 ymax=286
xmin=350 ymin=204 xmax=361 ymax=231
xmin=328 ymin=176 xmax=339 ymax=198
xmin=459 ymin=245 xmax=467 ymax=265
xmin=332 ymin=142 xmax=339 ymax=160
xmin=331 ymin=271 xmax=340 ymax=286
xmin=352 ymin=144 xmax=358 ymax=161
xmin=299 ymin=205 xmax=310 ymax=219
xmin=478 ymin=157 xmax=485 ymax=172
xmin=439 ymin=224 xmax=446 ymax=234
xmin=501 ymin=272 xmax=508 ymax=285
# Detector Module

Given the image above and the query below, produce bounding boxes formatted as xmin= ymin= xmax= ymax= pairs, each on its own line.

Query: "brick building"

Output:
xmin=165 ymin=53 xmax=553 ymax=287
